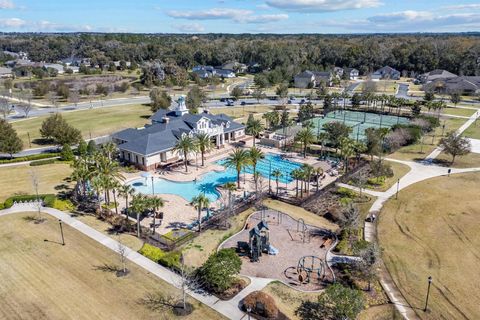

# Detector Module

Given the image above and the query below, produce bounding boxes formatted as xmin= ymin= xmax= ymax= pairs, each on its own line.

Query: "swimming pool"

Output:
xmin=129 ymin=153 xmax=302 ymax=202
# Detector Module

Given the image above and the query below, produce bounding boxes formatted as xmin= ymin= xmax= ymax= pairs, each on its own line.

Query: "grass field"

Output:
xmin=182 ymin=207 xmax=255 ymax=268
xmin=463 ymin=120 xmax=480 ymax=139
xmin=262 ymin=199 xmax=339 ymax=231
xmin=442 ymin=107 xmax=476 ymax=117
xmin=261 ymin=281 xmax=318 ymax=319
xmin=0 ymin=212 xmax=224 ymax=320
xmin=355 ymin=81 xmax=398 ymax=94
xmin=378 ymin=172 xmax=480 ymax=320
xmin=434 ymin=151 xmax=480 ymax=169
xmin=0 ymin=163 xmax=72 ymax=202
xmin=389 ymin=117 xmax=465 ymax=161
xmin=358 ymin=304 xmax=403 ymax=320
xmin=12 ymin=104 xmax=152 ymax=149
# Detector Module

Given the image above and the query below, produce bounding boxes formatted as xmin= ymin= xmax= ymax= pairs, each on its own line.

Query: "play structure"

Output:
xmin=238 ymin=220 xmax=279 ymax=262
xmin=296 ymin=255 xmax=325 ymax=283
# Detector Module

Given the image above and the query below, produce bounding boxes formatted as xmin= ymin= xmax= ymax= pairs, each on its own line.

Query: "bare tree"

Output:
xmin=354 ymin=243 xmax=381 ymax=291
xmin=117 ymin=238 xmax=129 ymax=276
xmin=69 ymin=89 xmax=80 ymax=108
xmin=18 ymin=90 xmax=34 ymax=118
xmin=340 ymin=203 xmax=360 ymax=230
xmin=30 ymin=169 xmax=43 ymax=222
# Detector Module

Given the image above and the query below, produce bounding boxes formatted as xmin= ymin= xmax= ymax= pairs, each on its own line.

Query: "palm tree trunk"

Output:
xmin=152 ymin=210 xmax=156 ymax=235
xmin=198 ymin=206 xmax=202 ymax=232
xmin=201 ymin=150 xmax=205 ymax=166
xmin=136 ymin=212 xmax=140 ymax=238
xmin=184 ymin=151 xmax=188 ymax=172
xmin=113 ymin=190 xmax=118 ymax=215
xmin=237 ymin=170 xmax=241 ymax=188
xmin=276 ymin=179 xmax=279 ymax=196
xmin=295 ymin=179 xmax=299 ymax=198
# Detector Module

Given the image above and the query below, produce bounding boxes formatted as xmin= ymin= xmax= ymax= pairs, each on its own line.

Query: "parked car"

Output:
xmin=300 ymin=99 xmax=306 ymax=104
xmin=287 ymin=99 xmax=292 ymax=104
xmin=290 ymin=96 xmax=296 ymax=100
xmin=240 ymin=101 xmax=246 ymax=106
xmin=220 ymin=97 xmax=226 ymax=102
xmin=226 ymin=100 xmax=234 ymax=106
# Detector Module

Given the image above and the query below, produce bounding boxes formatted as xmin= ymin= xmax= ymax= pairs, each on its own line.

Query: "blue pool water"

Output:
xmin=129 ymin=153 xmax=302 ymax=202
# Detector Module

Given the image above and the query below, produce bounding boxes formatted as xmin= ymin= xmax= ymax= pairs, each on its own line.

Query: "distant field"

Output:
xmin=12 ymin=104 xmax=151 ymax=149
xmin=0 ymin=212 xmax=223 ymax=320
xmin=442 ymin=107 xmax=476 ymax=117
xmin=0 ymin=163 xmax=72 ymax=202
xmin=463 ymin=120 xmax=480 ymax=139
xmin=378 ymin=172 xmax=480 ymax=320
xmin=355 ymin=81 xmax=398 ymax=94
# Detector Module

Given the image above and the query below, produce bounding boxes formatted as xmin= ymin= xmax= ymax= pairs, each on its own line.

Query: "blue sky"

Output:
xmin=0 ymin=0 xmax=479 ymax=33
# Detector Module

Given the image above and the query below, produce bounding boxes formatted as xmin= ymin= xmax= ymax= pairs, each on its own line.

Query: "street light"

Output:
xmin=246 ymin=306 xmax=252 ymax=320
xmin=268 ymin=160 xmax=272 ymax=194
xmin=151 ymin=176 xmax=155 ymax=195
xmin=424 ymin=276 xmax=433 ymax=312
xmin=395 ymin=179 xmax=400 ymax=200
xmin=58 ymin=219 xmax=65 ymax=246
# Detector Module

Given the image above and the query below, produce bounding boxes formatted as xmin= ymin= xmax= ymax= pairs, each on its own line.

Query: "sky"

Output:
xmin=0 ymin=0 xmax=479 ymax=34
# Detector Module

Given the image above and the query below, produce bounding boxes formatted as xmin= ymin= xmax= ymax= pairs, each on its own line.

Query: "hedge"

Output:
xmin=0 ymin=153 xmax=60 ymax=164
xmin=138 ymin=243 xmax=181 ymax=270
xmin=30 ymin=159 xmax=57 ymax=166
xmin=3 ymin=194 xmax=55 ymax=208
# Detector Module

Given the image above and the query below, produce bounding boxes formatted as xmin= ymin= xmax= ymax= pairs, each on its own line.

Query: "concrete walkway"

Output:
xmin=0 ymin=204 xmax=272 ymax=320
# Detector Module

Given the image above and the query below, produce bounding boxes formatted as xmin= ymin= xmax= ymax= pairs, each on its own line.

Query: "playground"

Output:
xmin=220 ymin=209 xmax=335 ymax=291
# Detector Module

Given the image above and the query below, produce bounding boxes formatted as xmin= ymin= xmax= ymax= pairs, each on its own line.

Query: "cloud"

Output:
xmin=315 ymin=11 xmax=480 ymax=32
xmin=441 ymin=4 xmax=480 ymax=10
xmin=174 ymin=23 xmax=205 ymax=32
xmin=167 ymin=7 xmax=288 ymax=23
xmin=265 ymin=0 xmax=382 ymax=12
xmin=0 ymin=17 xmax=25 ymax=27
xmin=0 ymin=0 xmax=14 ymax=9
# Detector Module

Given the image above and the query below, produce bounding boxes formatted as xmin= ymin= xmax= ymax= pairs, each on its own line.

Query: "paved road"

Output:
xmin=0 ymin=204 xmax=274 ymax=320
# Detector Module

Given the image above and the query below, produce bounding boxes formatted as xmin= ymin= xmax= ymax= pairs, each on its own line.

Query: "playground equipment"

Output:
xmin=296 ymin=218 xmax=310 ymax=243
xmin=248 ymin=220 xmax=271 ymax=262
xmin=297 ymin=255 xmax=325 ymax=283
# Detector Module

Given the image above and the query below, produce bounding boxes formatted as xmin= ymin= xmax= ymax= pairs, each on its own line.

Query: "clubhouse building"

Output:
xmin=112 ymin=96 xmax=246 ymax=170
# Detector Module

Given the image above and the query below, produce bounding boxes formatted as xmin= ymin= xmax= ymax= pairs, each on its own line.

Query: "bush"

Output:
xmin=243 ymin=291 xmax=279 ymax=319
xmin=138 ymin=243 xmax=181 ymax=270
xmin=200 ymin=248 xmax=242 ymax=293
xmin=0 ymin=153 xmax=60 ymax=164
xmin=49 ymin=198 xmax=74 ymax=211
xmin=3 ymin=194 xmax=55 ymax=208
xmin=30 ymin=159 xmax=56 ymax=166
xmin=139 ymin=243 xmax=166 ymax=262
xmin=0 ymin=202 xmax=4 ymax=210
xmin=336 ymin=187 xmax=357 ymax=199
xmin=367 ymin=176 xmax=385 ymax=186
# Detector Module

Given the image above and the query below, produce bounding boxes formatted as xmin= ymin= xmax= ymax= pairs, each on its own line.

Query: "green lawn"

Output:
xmin=442 ymin=107 xmax=476 ymax=117
xmin=434 ymin=152 xmax=480 ymax=169
xmin=0 ymin=212 xmax=224 ymax=320
xmin=378 ymin=172 xmax=480 ymax=320
xmin=463 ymin=120 xmax=480 ymax=139
xmin=0 ymin=163 xmax=72 ymax=202
xmin=12 ymin=104 xmax=152 ymax=149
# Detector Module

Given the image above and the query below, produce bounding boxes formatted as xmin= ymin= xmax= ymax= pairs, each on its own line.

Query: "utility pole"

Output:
xmin=59 ymin=219 xmax=65 ymax=245
xmin=424 ymin=276 xmax=433 ymax=312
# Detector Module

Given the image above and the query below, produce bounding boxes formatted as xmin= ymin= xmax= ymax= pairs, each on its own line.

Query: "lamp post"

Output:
xmin=58 ymin=219 xmax=65 ymax=246
xmin=395 ymin=179 xmax=400 ymax=200
xmin=268 ymin=160 xmax=272 ymax=194
xmin=151 ymin=176 xmax=155 ymax=195
xmin=424 ymin=276 xmax=433 ymax=312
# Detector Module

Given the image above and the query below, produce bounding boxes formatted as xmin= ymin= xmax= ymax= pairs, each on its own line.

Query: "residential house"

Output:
xmin=191 ymin=65 xmax=236 ymax=79
xmin=113 ymin=61 xmax=132 ymax=69
xmin=0 ymin=67 xmax=13 ymax=78
xmin=3 ymin=50 xmax=28 ymax=60
xmin=418 ymin=69 xmax=457 ymax=84
xmin=61 ymin=57 xmax=91 ymax=67
xmin=44 ymin=63 xmax=65 ymax=75
xmin=371 ymin=66 xmax=401 ymax=81
xmin=221 ymin=61 xmax=247 ymax=73
xmin=423 ymin=76 xmax=480 ymax=95
xmin=215 ymin=68 xmax=236 ymax=78
xmin=294 ymin=70 xmax=333 ymax=88
xmin=344 ymin=68 xmax=359 ymax=80
xmin=112 ymin=96 xmax=246 ymax=170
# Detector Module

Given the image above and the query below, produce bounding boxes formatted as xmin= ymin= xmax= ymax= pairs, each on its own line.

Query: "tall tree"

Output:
xmin=191 ymin=193 xmax=210 ymax=232
xmin=439 ymin=131 xmax=471 ymax=164
xmin=245 ymin=119 xmax=264 ymax=146
xmin=224 ymin=148 xmax=251 ymax=188
xmin=295 ymin=127 xmax=316 ymax=158
xmin=173 ymin=134 xmax=197 ymax=172
xmin=195 ymin=132 xmax=213 ymax=166
xmin=0 ymin=119 xmax=23 ymax=158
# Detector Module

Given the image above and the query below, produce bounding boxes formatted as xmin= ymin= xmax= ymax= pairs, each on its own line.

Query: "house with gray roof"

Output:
xmin=112 ymin=96 xmax=246 ymax=170
xmin=294 ymin=70 xmax=333 ymax=88
xmin=423 ymin=76 xmax=480 ymax=95
xmin=418 ymin=69 xmax=457 ymax=84
xmin=0 ymin=67 xmax=13 ymax=78
xmin=371 ymin=66 xmax=400 ymax=81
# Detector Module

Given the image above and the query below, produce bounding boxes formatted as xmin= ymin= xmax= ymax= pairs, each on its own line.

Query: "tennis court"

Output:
xmin=281 ymin=110 xmax=410 ymax=141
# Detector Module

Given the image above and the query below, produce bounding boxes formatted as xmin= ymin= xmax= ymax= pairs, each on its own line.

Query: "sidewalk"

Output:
xmin=0 ymin=204 xmax=273 ymax=320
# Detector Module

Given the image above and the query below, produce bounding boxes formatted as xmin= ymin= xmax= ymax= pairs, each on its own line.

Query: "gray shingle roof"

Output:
xmin=113 ymin=111 xmax=244 ymax=156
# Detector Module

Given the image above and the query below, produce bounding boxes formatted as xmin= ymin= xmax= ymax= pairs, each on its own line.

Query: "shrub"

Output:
xmin=200 ymin=248 xmax=242 ymax=293
xmin=139 ymin=243 xmax=166 ymax=262
xmin=0 ymin=153 xmax=60 ymax=164
xmin=336 ymin=187 xmax=357 ymax=199
xmin=0 ymin=202 xmax=4 ymax=210
xmin=60 ymin=144 xmax=74 ymax=161
xmin=49 ymin=198 xmax=74 ymax=211
xmin=243 ymin=291 xmax=279 ymax=319
xmin=3 ymin=194 xmax=55 ymax=208
xmin=30 ymin=159 xmax=56 ymax=166
xmin=367 ymin=176 xmax=385 ymax=186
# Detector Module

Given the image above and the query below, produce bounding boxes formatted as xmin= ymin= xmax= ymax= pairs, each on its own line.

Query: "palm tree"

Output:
xmin=248 ymin=146 xmax=264 ymax=176
xmin=130 ymin=194 xmax=147 ymax=238
xmin=148 ymin=196 xmax=165 ymax=235
xmin=223 ymin=182 xmax=237 ymax=214
xmin=191 ymin=193 xmax=210 ymax=232
xmin=290 ymin=168 xmax=303 ymax=198
xmin=109 ymin=180 xmax=121 ymax=215
xmin=224 ymin=148 xmax=251 ymax=188
xmin=295 ymin=127 xmax=316 ymax=158
xmin=301 ymin=164 xmax=314 ymax=194
xmin=101 ymin=141 xmax=118 ymax=160
xmin=93 ymin=153 xmax=125 ymax=204
xmin=118 ymin=184 xmax=135 ymax=216
xmin=340 ymin=137 xmax=356 ymax=173
xmin=173 ymin=134 xmax=197 ymax=172
xmin=194 ymin=132 xmax=213 ymax=167
xmin=246 ymin=119 xmax=264 ymax=146
xmin=271 ymin=169 xmax=282 ymax=196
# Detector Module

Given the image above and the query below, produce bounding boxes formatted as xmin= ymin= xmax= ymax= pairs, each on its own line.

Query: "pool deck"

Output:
xmin=121 ymin=140 xmax=337 ymax=235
